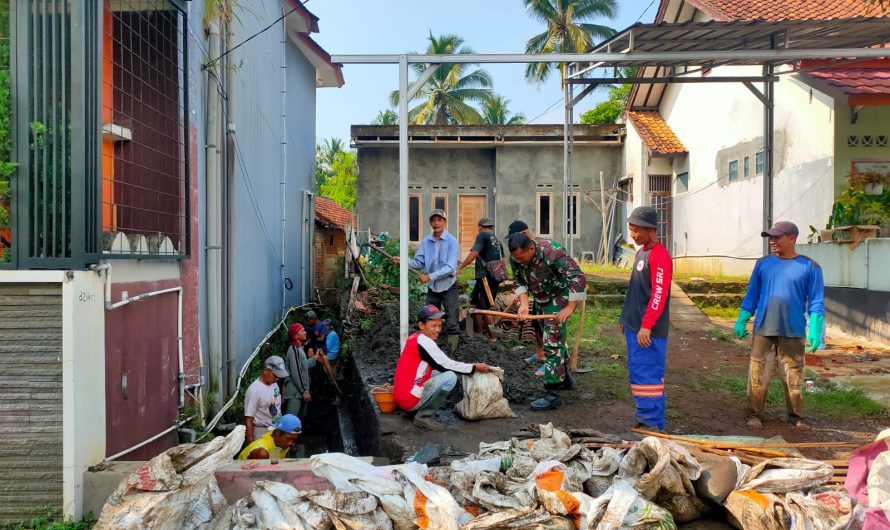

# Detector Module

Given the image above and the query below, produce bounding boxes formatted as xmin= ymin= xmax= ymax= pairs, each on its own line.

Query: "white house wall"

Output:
xmin=659 ymin=65 xmax=836 ymax=276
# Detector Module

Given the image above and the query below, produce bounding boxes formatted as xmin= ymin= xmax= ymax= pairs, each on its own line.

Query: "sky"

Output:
xmin=308 ymin=0 xmax=660 ymax=143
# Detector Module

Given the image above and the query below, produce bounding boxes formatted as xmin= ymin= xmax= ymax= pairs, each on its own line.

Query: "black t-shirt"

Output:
xmin=471 ymin=230 xmax=504 ymax=279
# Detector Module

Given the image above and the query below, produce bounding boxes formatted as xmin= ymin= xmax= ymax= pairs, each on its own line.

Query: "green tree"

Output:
xmin=523 ymin=0 xmax=618 ymax=85
xmin=319 ymin=150 xmax=358 ymax=211
xmin=389 ymin=33 xmax=493 ymax=125
xmin=579 ymin=83 xmax=630 ymax=125
xmin=1 ymin=0 xmax=15 ymax=233
xmin=480 ymin=95 xmax=526 ymax=125
xmin=371 ymin=109 xmax=398 ymax=125
xmin=315 ymin=137 xmax=345 ymax=191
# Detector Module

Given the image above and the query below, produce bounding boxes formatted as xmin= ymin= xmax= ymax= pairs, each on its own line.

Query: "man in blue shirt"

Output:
xmin=392 ymin=209 xmax=461 ymax=352
xmin=734 ymin=221 xmax=825 ymax=430
xmin=315 ymin=321 xmax=340 ymax=362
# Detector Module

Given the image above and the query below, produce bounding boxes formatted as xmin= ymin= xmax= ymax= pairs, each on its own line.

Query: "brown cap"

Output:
xmin=429 ymin=209 xmax=447 ymax=221
xmin=478 ymin=217 xmax=494 ymax=228
xmin=761 ymin=221 xmax=799 ymax=237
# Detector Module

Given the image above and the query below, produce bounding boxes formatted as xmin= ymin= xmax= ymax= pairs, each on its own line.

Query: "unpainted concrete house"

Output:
xmin=353 ymin=124 xmax=624 ymax=257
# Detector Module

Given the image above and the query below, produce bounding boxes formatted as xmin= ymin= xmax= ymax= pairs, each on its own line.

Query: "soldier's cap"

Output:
xmin=761 ymin=221 xmax=799 ymax=238
xmin=507 ymin=220 xmax=529 ymax=236
xmin=628 ymin=206 xmax=658 ymax=229
xmin=429 ymin=209 xmax=447 ymax=221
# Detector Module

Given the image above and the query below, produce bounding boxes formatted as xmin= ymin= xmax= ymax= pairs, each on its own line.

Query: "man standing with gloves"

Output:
xmin=392 ymin=209 xmax=461 ymax=352
xmin=734 ymin=221 xmax=825 ymax=430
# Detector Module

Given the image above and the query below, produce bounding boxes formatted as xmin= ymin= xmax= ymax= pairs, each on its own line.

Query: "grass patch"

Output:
xmin=701 ymin=306 xmax=740 ymax=319
xmin=704 ymin=327 xmax=736 ymax=343
xmin=1 ymin=509 xmax=94 ymax=530
xmin=695 ymin=370 xmax=886 ymax=419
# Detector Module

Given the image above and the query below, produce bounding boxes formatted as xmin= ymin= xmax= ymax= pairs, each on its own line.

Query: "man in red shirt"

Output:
xmin=393 ymin=305 xmax=492 ymax=431
xmin=619 ymin=206 xmax=672 ymax=432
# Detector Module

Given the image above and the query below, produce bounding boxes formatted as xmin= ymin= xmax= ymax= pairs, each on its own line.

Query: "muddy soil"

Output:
xmin=349 ymin=292 xmax=888 ymax=464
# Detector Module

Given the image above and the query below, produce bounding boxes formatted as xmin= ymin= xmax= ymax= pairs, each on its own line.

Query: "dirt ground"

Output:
xmin=350 ymin=294 xmax=889 ymax=465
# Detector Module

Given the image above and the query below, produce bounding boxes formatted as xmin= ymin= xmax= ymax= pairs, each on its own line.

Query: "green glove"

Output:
xmin=806 ymin=313 xmax=824 ymax=353
xmin=734 ymin=310 xmax=753 ymax=339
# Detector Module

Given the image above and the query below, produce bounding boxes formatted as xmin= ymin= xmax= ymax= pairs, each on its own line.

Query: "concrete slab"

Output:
xmin=83 ymin=461 xmax=144 ymax=518
xmin=671 ymin=284 xmax=717 ymax=332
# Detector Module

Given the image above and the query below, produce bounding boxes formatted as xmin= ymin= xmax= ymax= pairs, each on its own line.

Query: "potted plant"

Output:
xmin=847 ymin=170 xmax=889 ymax=196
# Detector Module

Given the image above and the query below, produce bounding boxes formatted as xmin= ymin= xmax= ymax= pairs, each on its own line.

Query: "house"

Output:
xmin=314 ymin=196 xmax=354 ymax=291
xmin=0 ymin=0 xmax=342 ymax=522
xmin=353 ymin=124 xmax=625 ymax=258
xmin=620 ymin=0 xmax=890 ymax=277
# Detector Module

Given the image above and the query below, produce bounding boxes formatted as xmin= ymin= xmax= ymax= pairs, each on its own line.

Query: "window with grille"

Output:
xmin=728 ymin=160 xmax=739 ymax=182
xmin=409 ymin=194 xmax=421 ymax=242
xmin=568 ymin=192 xmax=580 ymax=238
xmin=432 ymin=193 xmax=447 ymax=216
xmin=101 ymin=0 xmax=189 ymax=257
xmin=756 ymin=151 xmax=765 ymax=175
xmin=536 ymin=192 xmax=552 ymax=238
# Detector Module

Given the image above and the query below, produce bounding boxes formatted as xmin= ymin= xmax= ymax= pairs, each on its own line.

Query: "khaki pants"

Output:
xmin=746 ymin=336 xmax=805 ymax=420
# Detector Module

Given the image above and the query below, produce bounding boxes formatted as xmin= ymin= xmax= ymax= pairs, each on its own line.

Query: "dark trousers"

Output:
xmin=427 ymin=283 xmax=460 ymax=336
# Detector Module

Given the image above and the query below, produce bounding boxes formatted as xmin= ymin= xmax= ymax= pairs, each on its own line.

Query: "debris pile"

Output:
xmin=95 ymin=423 xmax=886 ymax=530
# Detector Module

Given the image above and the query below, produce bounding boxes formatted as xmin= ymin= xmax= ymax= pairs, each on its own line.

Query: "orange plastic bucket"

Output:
xmin=371 ymin=385 xmax=396 ymax=414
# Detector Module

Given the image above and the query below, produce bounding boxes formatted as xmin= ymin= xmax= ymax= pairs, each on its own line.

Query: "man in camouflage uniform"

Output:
xmin=508 ymin=232 xmax=587 ymax=410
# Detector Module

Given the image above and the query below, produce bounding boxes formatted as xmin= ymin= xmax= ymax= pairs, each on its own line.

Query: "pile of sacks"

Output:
xmin=94 ymin=423 xmax=867 ymax=530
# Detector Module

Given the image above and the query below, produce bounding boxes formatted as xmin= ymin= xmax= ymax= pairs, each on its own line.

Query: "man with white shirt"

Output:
xmin=392 ymin=209 xmax=461 ymax=352
xmin=393 ymin=305 xmax=492 ymax=431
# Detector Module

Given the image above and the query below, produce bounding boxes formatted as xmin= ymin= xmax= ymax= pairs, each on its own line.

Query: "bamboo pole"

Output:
xmin=570 ymin=292 xmax=587 ymax=372
xmin=469 ymin=309 xmax=555 ymax=320
xmin=630 ymin=429 xmax=856 ymax=450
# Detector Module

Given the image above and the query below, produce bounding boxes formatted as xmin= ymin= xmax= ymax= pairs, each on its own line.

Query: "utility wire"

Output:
xmin=202 ymin=0 xmax=310 ymax=70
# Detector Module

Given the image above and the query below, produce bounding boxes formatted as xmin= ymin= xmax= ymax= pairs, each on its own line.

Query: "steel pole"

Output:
xmin=762 ymin=40 xmax=776 ymax=256
xmin=399 ymin=55 xmax=409 ymax=347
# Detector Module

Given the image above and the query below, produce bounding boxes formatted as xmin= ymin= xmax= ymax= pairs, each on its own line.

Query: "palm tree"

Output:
xmin=371 ymin=109 xmax=399 ymax=125
xmin=480 ymin=95 xmax=526 ymax=125
xmin=389 ymin=33 xmax=493 ymax=125
xmin=523 ymin=0 xmax=618 ymax=85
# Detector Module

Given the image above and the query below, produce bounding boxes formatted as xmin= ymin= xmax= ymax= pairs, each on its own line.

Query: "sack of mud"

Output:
xmin=455 ymin=366 xmax=516 ymax=420
xmin=737 ymin=458 xmax=834 ymax=493
xmin=94 ymin=426 xmax=245 ymax=530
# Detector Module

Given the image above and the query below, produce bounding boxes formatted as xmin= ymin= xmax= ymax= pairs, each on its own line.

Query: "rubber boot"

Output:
xmin=447 ymin=334 xmax=459 ymax=354
xmin=530 ymin=384 xmax=561 ymax=411
xmin=412 ymin=390 xmax=449 ymax=431
xmin=560 ymin=370 xmax=575 ymax=390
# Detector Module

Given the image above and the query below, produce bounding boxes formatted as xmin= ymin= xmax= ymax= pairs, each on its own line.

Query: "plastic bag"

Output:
xmin=454 ymin=367 xmax=516 ymax=420
xmin=737 ymin=458 xmax=834 ymax=493
xmin=310 ymin=452 xmax=416 ymax=530
xmin=618 ymin=436 xmax=706 ymax=522
xmin=94 ymin=426 xmax=245 ymax=530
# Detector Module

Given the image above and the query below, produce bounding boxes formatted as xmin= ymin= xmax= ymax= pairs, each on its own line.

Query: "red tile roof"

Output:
xmin=689 ymin=0 xmax=888 ymax=21
xmin=315 ymin=196 xmax=353 ymax=230
xmin=807 ymin=59 xmax=890 ymax=96
xmin=626 ymin=111 xmax=688 ymax=156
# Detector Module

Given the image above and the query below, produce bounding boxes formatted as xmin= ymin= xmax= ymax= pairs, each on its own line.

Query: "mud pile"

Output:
xmin=350 ymin=298 xmax=541 ymax=405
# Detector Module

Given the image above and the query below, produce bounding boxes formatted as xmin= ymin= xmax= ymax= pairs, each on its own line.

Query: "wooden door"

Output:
xmin=458 ymin=195 xmax=487 ymax=257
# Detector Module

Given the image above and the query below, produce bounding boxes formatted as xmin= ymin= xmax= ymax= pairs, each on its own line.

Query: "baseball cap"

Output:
xmin=478 ymin=217 xmax=494 ymax=228
xmin=429 ymin=208 xmax=447 ymax=221
xmin=628 ymin=206 xmax=658 ymax=229
xmin=417 ymin=304 xmax=445 ymax=321
xmin=274 ymin=414 xmax=302 ymax=434
xmin=761 ymin=221 xmax=799 ymax=237
xmin=306 ymin=310 xmax=318 ymax=319
xmin=264 ymin=355 xmax=289 ymax=378
xmin=507 ymin=220 xmax=529 ymax=236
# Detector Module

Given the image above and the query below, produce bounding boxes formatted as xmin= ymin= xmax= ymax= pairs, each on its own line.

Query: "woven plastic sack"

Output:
xmin=94 ymin=426 xmax=245 ymax=530
xmin=455 ymin=367 xmax=516 ymax=420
